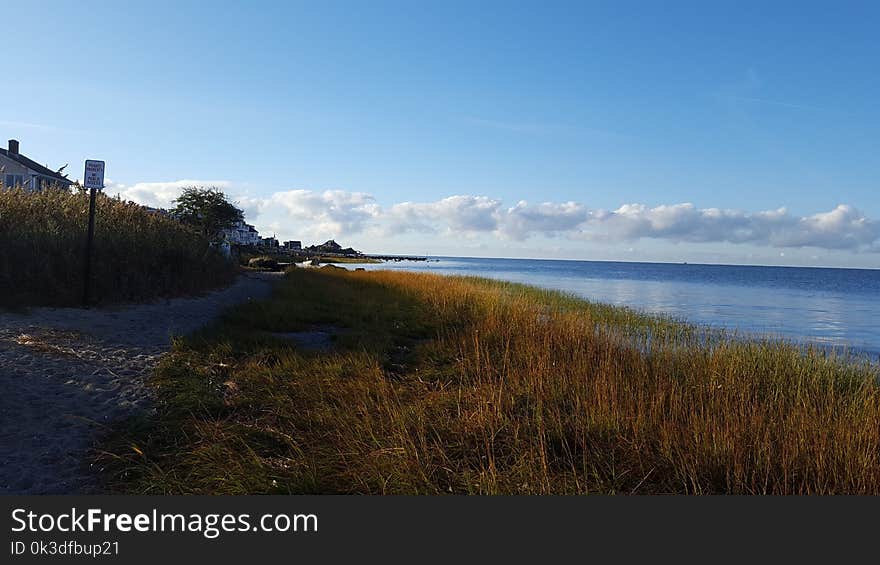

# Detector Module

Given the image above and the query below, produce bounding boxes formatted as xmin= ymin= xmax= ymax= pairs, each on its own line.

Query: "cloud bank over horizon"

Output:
xmin=106 ymin=180 xmax=880 ymax=260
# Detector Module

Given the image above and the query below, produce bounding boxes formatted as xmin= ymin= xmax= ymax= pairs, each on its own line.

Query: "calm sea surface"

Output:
xmin=360 ymin=257 xmax=880 ymax=356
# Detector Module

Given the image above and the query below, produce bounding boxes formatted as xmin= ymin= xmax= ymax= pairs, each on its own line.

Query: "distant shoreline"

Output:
xmin=365 ymin=254 xmax=428 ymax=262
xmin=417 ymin=254 xmax=880 ymax=271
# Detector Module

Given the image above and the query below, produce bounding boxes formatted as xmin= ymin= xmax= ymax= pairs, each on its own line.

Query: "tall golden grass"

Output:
xmin=0 ymin=186 xmax=236 ymax=306
xmin=104 ymin=268 xmax=880 ymax=494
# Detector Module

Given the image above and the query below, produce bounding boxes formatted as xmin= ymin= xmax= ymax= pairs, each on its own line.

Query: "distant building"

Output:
xmin=222 ymin=220 xmax=260 ymax=246
xmin=0 ymin=139 xmax=74 ymax=191
xmin=142 ymin=206 xmax=171 ymax=216
xmin=283 ymin=240 xmax=302 ymax=251
xmin=260 ymin=236 xmax=279 ymax=248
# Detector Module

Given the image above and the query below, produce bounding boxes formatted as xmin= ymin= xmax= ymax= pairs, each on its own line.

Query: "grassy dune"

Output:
xmin=0 ymin=187 xmax=236 ymax=306
xmin=104 ymin=268 xmax=880 ymax=494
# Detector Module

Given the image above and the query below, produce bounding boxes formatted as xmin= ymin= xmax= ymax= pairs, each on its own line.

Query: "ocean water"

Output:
xmin=359 ymin=257 xmax=880 ymax=356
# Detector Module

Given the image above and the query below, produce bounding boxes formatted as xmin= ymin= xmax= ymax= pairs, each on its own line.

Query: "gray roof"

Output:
xmin=0 ymin=147 xmax=73 ymax=185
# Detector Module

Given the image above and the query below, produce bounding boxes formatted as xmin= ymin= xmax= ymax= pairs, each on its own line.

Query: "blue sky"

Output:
xmin=4 ymin=1 xmax=879 ymax=267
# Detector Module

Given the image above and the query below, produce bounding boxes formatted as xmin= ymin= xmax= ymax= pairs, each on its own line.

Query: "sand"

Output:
xmin=0 ymin=272 xmax=279 ymax=494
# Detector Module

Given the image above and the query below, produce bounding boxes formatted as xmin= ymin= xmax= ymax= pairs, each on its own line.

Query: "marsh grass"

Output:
xmin=102 ymin=268 xmax=880 ymax=494
xmin=0 ymin=187 xmax=236 ymax=306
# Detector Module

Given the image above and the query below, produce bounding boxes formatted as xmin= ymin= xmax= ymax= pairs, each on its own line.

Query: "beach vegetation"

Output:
xmin=0 ymin=186 xmax=236 ymax=307
xmin=247 ymin=256 xmax=281 ymax=271
xmin=101 ymin=268 xmax=880 ymax=494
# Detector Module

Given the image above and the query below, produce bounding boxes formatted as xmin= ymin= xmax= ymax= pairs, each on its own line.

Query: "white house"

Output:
xmin=0 ymin=139 xmax=74 ymax=190
xmin=221 ymin=220 xmax=261 ymax=246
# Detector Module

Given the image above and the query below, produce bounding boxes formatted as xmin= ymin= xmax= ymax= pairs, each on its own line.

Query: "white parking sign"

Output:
xmin=84 ymin=160 xmax=105 ymax=190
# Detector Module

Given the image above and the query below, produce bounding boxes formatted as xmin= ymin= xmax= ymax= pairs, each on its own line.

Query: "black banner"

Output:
xmin=0 ymin=496 xmax=874 ymax=563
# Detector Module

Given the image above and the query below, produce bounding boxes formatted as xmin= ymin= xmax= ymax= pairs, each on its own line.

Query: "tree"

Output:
xmin=171 ymin=187 xmax=244 ymax=242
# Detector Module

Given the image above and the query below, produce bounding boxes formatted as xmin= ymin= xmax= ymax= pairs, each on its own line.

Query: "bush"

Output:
xmin=237 ymin=250 xmax=288 ymax=267
xmin=0 ymin=187 xmax=237 ymax=306
xmin=247 ymin=256 xmax=280 ymax=270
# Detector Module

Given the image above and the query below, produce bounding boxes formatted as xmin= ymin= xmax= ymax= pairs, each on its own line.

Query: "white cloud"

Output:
xmin=108 ymin=179 xmax=232 ymax=208
xmin=384 ymin=195 xmax=502 ymax=236
xmin=113 ymin=179 xmax=880 ymax=253
xmin=499 ymin=200 xmax=589 ymax=240
xmin=109 ymin=180 xmax=380 ymax=240
xmin=261 ymin=190 xmax=381 ymax=238
xmin=382 ymin=197 xmax=588 ymax=240
xmin=783 ymin=205 xmax=878 ymax=250
xmin=582 ymin=203 xmax=766 ymax=243
xmin=580 ymin=202 xmax=879 ymax=251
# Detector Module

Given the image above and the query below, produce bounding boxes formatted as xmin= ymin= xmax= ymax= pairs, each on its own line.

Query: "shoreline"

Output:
xmin=413 ymin=254 xmax=880 ymax=272
xmin=352 ymin=257 xmax=880 ymax=357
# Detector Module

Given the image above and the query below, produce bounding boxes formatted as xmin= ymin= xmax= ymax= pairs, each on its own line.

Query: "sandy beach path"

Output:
xmin=0 ymin=272 xmax=279 ymax=494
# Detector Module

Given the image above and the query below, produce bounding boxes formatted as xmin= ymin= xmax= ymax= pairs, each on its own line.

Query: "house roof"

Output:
xmin=0 ymin=147 xmax=73 ymax=185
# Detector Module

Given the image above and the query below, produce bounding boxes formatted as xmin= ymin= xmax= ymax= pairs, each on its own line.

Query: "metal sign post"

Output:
xmin=82 ymin=160 xmax=105 ymax=307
